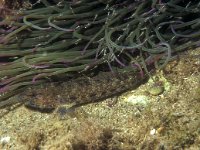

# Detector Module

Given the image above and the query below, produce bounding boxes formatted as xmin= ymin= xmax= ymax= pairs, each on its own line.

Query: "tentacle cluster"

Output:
xmin=0 ymin=0 xmax=200 ymax=105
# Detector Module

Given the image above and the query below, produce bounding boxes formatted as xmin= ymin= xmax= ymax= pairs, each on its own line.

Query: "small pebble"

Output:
xmin=125 ymin=95 xmax=149 ymax=106
xmin=150 ymin=129 xmax=156 ymax=135
xmin=148 ymin=85 xmax=164 ymax=96
xmin=0 ymin=136 xmax=10 ymax=145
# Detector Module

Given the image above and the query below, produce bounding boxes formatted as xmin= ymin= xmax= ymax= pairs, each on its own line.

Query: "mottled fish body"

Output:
xmin=17 ymin=71 xmax=146 ymax=112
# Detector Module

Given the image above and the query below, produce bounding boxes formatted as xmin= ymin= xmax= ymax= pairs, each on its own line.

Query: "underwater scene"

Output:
xmin=0 ymin=0 xmax=200 ymax=149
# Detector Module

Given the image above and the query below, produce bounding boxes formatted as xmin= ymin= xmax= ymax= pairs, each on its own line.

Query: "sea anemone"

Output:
xmin=0 ymin=0 xmax=200 ymax=107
